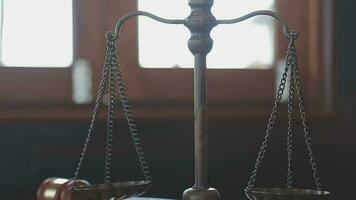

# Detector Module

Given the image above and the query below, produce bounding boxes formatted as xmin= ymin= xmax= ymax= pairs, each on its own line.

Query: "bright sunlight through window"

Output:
xmin=0 ymin=0 xmax=73 ymax=67
xmin=138 ymin=0 xmax=275 ymax=69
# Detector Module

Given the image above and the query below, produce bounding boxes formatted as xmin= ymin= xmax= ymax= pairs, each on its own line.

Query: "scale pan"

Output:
xmin=70 ymin=180 xmax=151 ymax=200
xmin=247 ymin=188 xmax=330 ymax=200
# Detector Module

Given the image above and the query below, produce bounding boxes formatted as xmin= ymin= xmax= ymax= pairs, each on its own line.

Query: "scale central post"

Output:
xmin=183 ymin=0 xmax=220 ymax=199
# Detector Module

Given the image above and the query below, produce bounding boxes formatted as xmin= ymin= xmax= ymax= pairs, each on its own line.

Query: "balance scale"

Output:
xmin=36 ymin=1 xmax=331 ymax=199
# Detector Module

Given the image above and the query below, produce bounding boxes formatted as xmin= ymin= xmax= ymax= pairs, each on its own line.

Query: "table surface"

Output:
xmin=129 ymin=198 xmax=174 ymax=200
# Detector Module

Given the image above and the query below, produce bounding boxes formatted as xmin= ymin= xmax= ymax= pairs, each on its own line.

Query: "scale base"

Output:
xmin=182 ymin=187 xmax=220 ymax=200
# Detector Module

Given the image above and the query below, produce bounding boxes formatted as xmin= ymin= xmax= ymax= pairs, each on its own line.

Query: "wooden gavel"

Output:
xmin=37 ymin=178 xmax=89 ymax=200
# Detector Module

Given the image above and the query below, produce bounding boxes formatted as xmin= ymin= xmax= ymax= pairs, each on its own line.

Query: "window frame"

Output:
xmin=0 ymin=0 xmax=335 ymax=120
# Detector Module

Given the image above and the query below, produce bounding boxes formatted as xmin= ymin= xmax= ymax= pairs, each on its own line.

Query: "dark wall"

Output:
xmin=1 ymin=1 xmax=356 ymax=200
xmin=337 ymin=1 xmax=356 ymax=94
xmin=1 ymin=115 xmax=355 ymax=200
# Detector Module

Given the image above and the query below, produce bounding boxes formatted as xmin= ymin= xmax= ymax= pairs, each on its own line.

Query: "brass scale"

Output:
xmin=37 ymin=1 xmax=331 ymax=199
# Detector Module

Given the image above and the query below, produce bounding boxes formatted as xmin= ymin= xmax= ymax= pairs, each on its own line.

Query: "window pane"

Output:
xmin=0 ymin=0 xmax=73 ymax=67
xmin=138 ymin=0 xmax=275 ymax=69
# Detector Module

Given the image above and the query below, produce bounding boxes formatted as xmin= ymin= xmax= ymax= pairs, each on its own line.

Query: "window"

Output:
xmin=0 ymin=0 xmax=73 ymax=67
xmin=0 ymin=0 xmax=334 ymax=119
xmin=0 ymin=0 xmax=76 ymax=114
xmin=138 ymin=0 xmax=275 ymax=69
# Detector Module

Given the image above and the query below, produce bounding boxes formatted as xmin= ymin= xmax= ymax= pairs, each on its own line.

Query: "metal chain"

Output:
xmin=286 ymin=49 xmax=296 ymax=188
xmin=104 ymin=40 xmax=117 ymax=183
xmin=244 ymin=30 xmax=322 ymax=193
xmin=73 ymin=38 xmax=111 ymax=181
xmin=245 ymin=52 xmax=291 ymax=192
xmin=107 ymin=32 xmax=152 ymax=182
xmin=289 ymin=33 xmax=322 ymax=190
xmin=74 ymin=33 xmax=152 ymax=183
xmin=245 ymin=30 xmax=305 ymax=192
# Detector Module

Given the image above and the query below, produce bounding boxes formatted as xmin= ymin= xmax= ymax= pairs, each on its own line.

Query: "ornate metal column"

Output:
xmin=182 ymin=1 xmax=220 ymax=200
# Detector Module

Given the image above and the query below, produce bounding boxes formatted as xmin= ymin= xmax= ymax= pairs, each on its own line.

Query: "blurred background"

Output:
xmin=0 ymin=0 xmax=354 ymax=199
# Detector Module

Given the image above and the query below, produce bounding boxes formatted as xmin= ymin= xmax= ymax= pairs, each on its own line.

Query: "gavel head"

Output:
xmin=37 ymin=177 xmax=89 ymax=200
